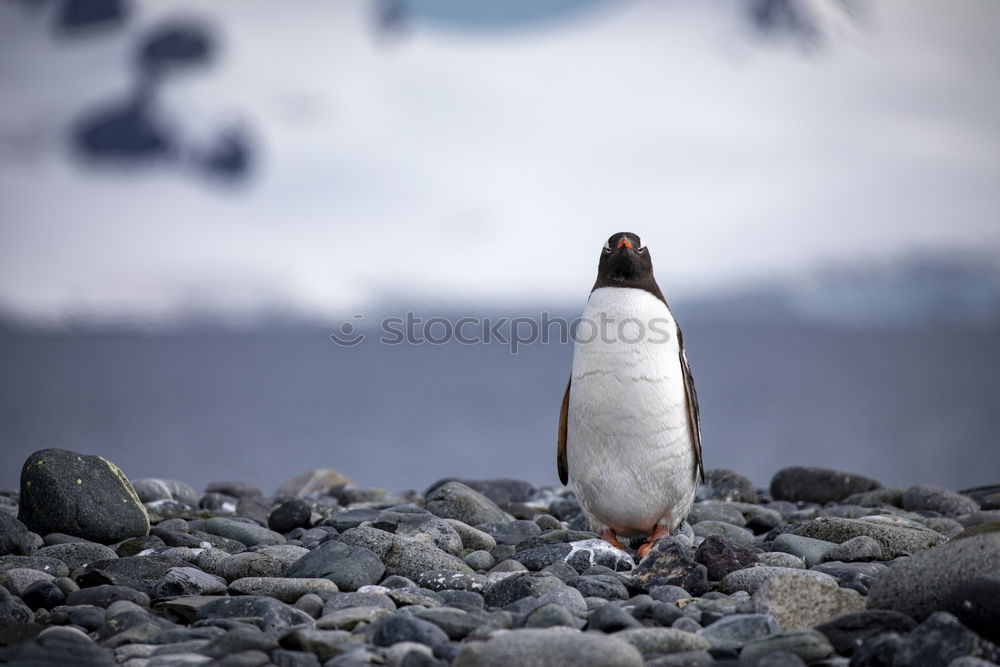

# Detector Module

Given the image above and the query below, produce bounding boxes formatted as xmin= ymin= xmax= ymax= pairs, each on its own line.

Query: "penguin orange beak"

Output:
xmin=616 ymin=237 xmax=633 ymax=250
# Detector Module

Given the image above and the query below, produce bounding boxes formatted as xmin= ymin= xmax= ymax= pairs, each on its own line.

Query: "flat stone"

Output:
xmin=67 ymin=584 xmax=151 ymax=608
xmin=815 ymin=609 xmax=917 ymax=656
xmin=0 ymin=567 xmax=53 ymax=595
xmin=75 ymin=553 xmax=189 ymax=594
xmin=338 ymin=525 xmax=474 ymax=580
xmin=696 ymin=613 xmax=779 ymax=650
xmin=387 ymin=586 xmax=445 ymax=608
xmin=0 ymin=554 xmax=70 ymax=578
xmin=809 ymin=560 xmax=886 ymax=595
xmin=752 ymin=574 xmax=865 ymax=629
xmin=196 ymin=595 xmax=313 ymax=635
xmin=739 ymin=629 xmax=834 ymax=667
xmin=452 ymin=627 xmax=643 ymax=667
xmin=692 ymin=521 xmax=754 ymax=546
xmin=688 ymin=502 xmax=747 ymax=527
xmin=819 ymin=535 xmax=883 ymax=562
xmin=424 ymin=482 xmax=509 ymax=526
xmin=414 ymin=570 xmax=488 ymax=593
xmin=616 ymin=627 xmax=711 ymax=654
xmin=316 ymin=606 xmax=391 ymax=630
xmin=0 ymin=626 xmax=116 ymax=666
xmin=770 ymin=467 xmax=880 ymax=505
xmin=718 ymin=566 xmax=837 ymax=595
xmin=901 ymin=484 xmax=980 ymax=517
xmin=278 ymin=627 xmax=353 ymax=661
xmin=285 ymin=540 xmax=385 ymax=591
xmin=369 ymin=613 xmax=449 ymax=648
xmin=228 ymin=576 xmax=338 ymax=602
xmin=254 ymin=545 xmax=310 ymax=568
xmin=371 ymin=511 xmax=464 ymax=556
xmin=867 ymin=532 xmax=1000 ymax=621
xmin=20 ymin=580 xmax=66 ymax=610
xmin=36 ymin=541 xmax=118 ymax=571
xmin=699 ymin=469 xmax=758 ymax=503
xmin=18 ymin=448 xmax=149 ymax=544
xmin=756 ymin=552 xmax=805 ymax=569
xmin=152 ymin=567 xmax=228 ymax=598
xmin=200 ymin=518 xmax=284 ymax=547
xmin=769 ymin=534 xmax=836 ymax=567
xmin=216 ymin=552 xmax=286 ymax=581
xmin=791 ymin=516 xmax=946 ymax=559
xmin=323 ymin=591 xmax=397 ymax=614
xmin=444 ymin=519 xmax=497 ymax=552
xmin=570 ymin=573 xmax=629 ymax=600
xmin=477 ymin=520 xmax=542 ymax=546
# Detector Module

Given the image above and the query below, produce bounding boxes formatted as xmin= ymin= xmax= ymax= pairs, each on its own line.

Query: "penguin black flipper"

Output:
xmin=557 ymin=377 xmax=571 ymax=485
xmin=677 ymin=326 xmax=704 ymax=484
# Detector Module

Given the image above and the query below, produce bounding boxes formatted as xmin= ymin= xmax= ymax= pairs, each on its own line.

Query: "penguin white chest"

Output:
xmin=567 ymin=287 xmax=696 ymax=536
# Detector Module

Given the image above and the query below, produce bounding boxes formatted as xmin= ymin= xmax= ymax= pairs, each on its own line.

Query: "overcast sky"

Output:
xmin=1 ymin=0 xmax=998 ymax=323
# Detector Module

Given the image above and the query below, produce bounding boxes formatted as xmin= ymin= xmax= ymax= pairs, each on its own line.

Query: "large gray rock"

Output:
xmin=36 ymin=542 xmax=118 ymax=571
xmin=697 ymin=613 xmax=780 ymax=650
xmin=0 ymin=626 xmax=115 ymax=666
xmin=426 ymin=478 xmax=537 ymax=506
xmin=74 ymin=553 xmax=189 ymax=594
xmin=285 ymin=540 xmax=385 ymax=591
xmin=867 ymin=532 xmax=1000 ymax=621
xmin=424 ymin=482 xmax=509 ymax=526
xmin=151 ymin=567 xmax=227 ymax=598
xmin=791 ymin=516 xmax=946 ymax=560
xmin=815 ymin=610 xmax=917 ymax=656
xmin=371 ymin=511 xmax=464 ymax=555
xmin=751 ymin=574 xmax=865 ymax=629
xmin=338 ymin=525 xmax=473 ymax=580
xmin=0 ymin=513 xmax=34 ymax=556
xmin=196 ymin=595 xmax=313 ymax=635
xmin=901 ymin=484 xmax=980 ymax=517
xmin=943 ymin=574 xmax=1000 ymax=644
xmin=769 ymin=534 xmax=837 ymax=567
xmin=452 ymin=627 xmax=643 ymax=667
xmin=891 ymin=612 xmax=1000 ymax=667
xmin=18 ymin=449 xmax=148 ymax=544
xmin=718 ymin=566 xmax=836 ymax=595
xmin=770 ymin=467 xmax=880 ymax=505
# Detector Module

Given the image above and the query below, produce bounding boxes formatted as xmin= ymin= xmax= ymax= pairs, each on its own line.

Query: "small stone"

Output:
xmin=276 ymin=469 xmax=352 ymax=498
xmin=443 ymin=519 xmax=497 ymax=552
xmin=0 ymin=585 xmax=33 ymax=626
xmin=229 ymin=576 xmax=338 ymax=603
xmin=197 ymin=595 xmax=313 ymax=635
xmin=370 ymin=613 xmax=449 ymax=648
xmin=814 ymin=609 xmax=916 ymax=656
xmin=769 ymin=534 xmax=837 ymax=567
xmin=268 ymin=500 xmax=313 ymax=534
xmin=254 ymin=544 xmax=310 ymax=569
xmin=738 ymin=629 xmax=834 ymax=667
xmin=792 ymin=516 xmax=946 ymax=559
xmin=696 ymin=613 xmax=779 ymax=650
xmin=570 ymin=574 xmax=629 ymax=600
xmin=18 ymin=448 xmax=149 ymax=544
xmin=66 ymin=584 xmax=150 ymax=608
xmin=585 ymin=603 xmax=641 ymax=632
xmin=451 ymin=627 xmax=643 ymax=667
xmin=769 ymin=467 xmax=880 ymax=505
xmin=0 ymin=567 xmax=54 ymax=595
xmin=752 ymin=574 xmax=865 ymax=629
xmin=387 ymin=586 xmax=444 ymax=608
xmin=200 ymin=517 xmax=284 ymax=547
xmin=278 ymin=627 xmax=352 ymax=661
xmin=616 ymin=627 xmax=711 ymax=654
xmin=285 ymin=540 xmax=385 ymax=591
xmin=699 ymin=469 xmax=758 ymax=503
xmin=412 ymin=606 xmax=482 ymax=640
xmin=152 ymin=567 xmax=228 ymax=598
xmin=323 ymin=591 xmax=396 ymax=614
xmin=688 ymin=502 xmax=747 ymax=527
xmin=524 ymin=602 xmax=576 ymax=628
xmin=694 ymin=535 xmax=759 ymax=580
xmin=632 ymin=536 xmax=708 ymax=595
xmin=718 ymin=566 xmax=837 ymax=595
xmin=216 ymin=552 xmax=286 ymax=581
xmin=809 ymin=561 xmax=886 ymax=595
xmin=819 ymin=535 xmax=882 ymax=562
xmin=316 ymin=606 xmax=391 ymax=630
xmin=426 ymin=478 xmax=536 ymax=506
xmin=463 ymin=550 xmax=494 ymax=571
xmin=484 ymin=571 xmax=564 ymax=608
xmin=756 ymin=552 xmax=805 ymax=569
xmin=424 ymin=482 xmax=509 ymax=526
xmin=692 ymin=521 xmax=754 ymax=546
xmin=36 ymin=541 xmax=119 ymax=571
xmin=901 ymin=484 xmax=980 ymax=517
xmin=293 ymin=592 xmax=324 ymax=619
xmin=414 ymin=570 xmax=488 ymax=593
xmin=20 ymin=579 xmax=66 ymax=610
xmin=0 ymin=554 xmax=70 ymax=578
xmin=867 ymin=532 xmax=1000 ymax=621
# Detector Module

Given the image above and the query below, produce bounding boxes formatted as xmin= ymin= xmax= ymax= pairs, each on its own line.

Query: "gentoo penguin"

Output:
xmin=557 ymin=232 xmax=703 ymax=558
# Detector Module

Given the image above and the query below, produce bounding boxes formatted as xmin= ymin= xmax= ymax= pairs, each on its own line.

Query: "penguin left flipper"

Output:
xmin=557 ymin=377 xmax=570 ymax=485
xmin=677 ymin=329 xmax=704 ymax=483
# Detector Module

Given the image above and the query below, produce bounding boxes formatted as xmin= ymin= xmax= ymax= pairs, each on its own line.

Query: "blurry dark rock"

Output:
xmin=137 ymin=18 xmax=215 ymax=76
xmin=197 ymin=595 xmax=313 ymax=635
xmin=810 ymin=561 xmax=886 ymax=595
xmin=424 ymin=482 xmax=509 ymax=526
xmin=72 ymin=94 xmax=174 ymax=163
xmin=585 ymin=602 xmax=641 ymax=632
xmin=277 ymin=469 xmax=352 ymax=499
xmin=942 ymin=574 xmax=1000 ymax=644
xmin=285 ymin=541 xmax=385 ymax=592
xmin=370 ymin=613 xmax=450 ymax=648
xmin=960 ymin=484 xmax=1000 ymax=510
xmin=323 ymin=508 xmax=380 ymax=532
xmin=738 ymin=629 xmax=833 ymax=666
xmin=425 ymin=478 xmax=536 ymax=506
xmin=152 ymin=566 xmax=227 ymax=598
xmin=696 ymin=613 xmax=779 ymax=651
xmin=814 ymin=610 xmax=916 ymax=657
xmin=198 ymin=124 xmax=253 ymax=181
xmin=269 ymin=500 xmax=313 ymax=534
xmin=699 ymin=469 xmax=758 ymax=503
xmin=20 ymin=579 xmax=66 ymax=610
xmin=205 ymin=481 xmax=262 ymax=499
xmin=569 ymin=573 xmax=629 ymax=601
xmin=0 ymin=626 xmax=115 ymax=666
xmin=18 ymin=448 xmax=149 ymax=544
xmin=891 ymin=612 xmax=1000 ymax=667
xmin=116 ymin=534 xmax=166 ymax=557
xmin=451 ymin=627 xmax=643 ymax=667
xmin=770 ymin=467 xmax=880 ymax=505
xmin=820 ymin=535 xmax=883 ymax=563
xmin=475 ymin=519 xmax=540 ymax=546
xmin=901 ymin=484 xmax=979 ymax=517
xmin=54 ymin=0 xmax=128 ymax=35
xmin=200 ymin=491 xmax=238 ymax=512
xmin=632 ymin=536 xmax=708 ymax=595
xmin=200 ymin=517 xmax=284 ymax=547
xmin=75 ymin=553 xmax=188 ymax=594
xmin=0 ymin=512 xmax=34 ymax=556
xmin=0 ymin=585 xmax=33 ymax=626
xmin=67 ymin=584 xmax=150 ymax=608
xmin=695 ymin=535 xmax=759 ymax=581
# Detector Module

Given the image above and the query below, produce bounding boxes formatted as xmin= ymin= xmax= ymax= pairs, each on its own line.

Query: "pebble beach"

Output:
xmin=1 ymin=448 xmax=999 ymax=666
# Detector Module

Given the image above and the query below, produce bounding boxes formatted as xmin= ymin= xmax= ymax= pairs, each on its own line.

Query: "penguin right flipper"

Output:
xmin=557 ymin=377 xmax=571 ymax=485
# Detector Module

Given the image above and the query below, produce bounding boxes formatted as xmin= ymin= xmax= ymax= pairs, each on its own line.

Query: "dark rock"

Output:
xmin=200 ymin=517 xmax=284 ymax=547
xmin=901 ymin=484 xmax=980 ymax=517
xmin=769 ymin=533 xmax=836 ymax=567
xmin=585 ymin=602 xmax=642 ymax=632
xmin=229 ymin=576 xmax=337 ymax=602
xmin=0 ymin=585 xmax=32 ymax=626
xmin=451 ymin=627 xmax=643 ymax=667
xmin=411 ymin=606 xmax=483 ymax=640
xmin=200 ymin=492 xmax=238 ymax=512
xmin=372 ymin=511 xmax=463 ymax=555
xmin=424 ymin=482 xmax=509 ymax=526
xmin=719 ymin=566 xmax=836 ymax=595
xmin=0 ymin=626 xmax=115 ymax=666
xmin=738 ymin=629 xmax=833 ymax=666
xmin=235 ymin=497 xmax=272 ymax=525
xmin=809 ymin=561 xmax=886 ymax=595
xmin=632 ymin=536 xmax=708 ymax=595
xmin=0 ymin=554 xmax=70 ymax=578
xmin=414 ymin=570 xmax=487 ymax=593
xmin=438 ymin=589 xmax=484 ymax=611
xmin=199 ymin=625 xmax=280 ymax=658
xmin=152 ymin=566 xmax=227 ymax=598
xmin=20 ymin=579 xmax=66 ymax=610
xmin=475 ymin=520 xmax=541 ymax=546
xmin=62 ymin=604 xmax=106 ymax=632
xmin=699 ymin=469 xmax=758 ymax=503
xmin=18 ymin=448 xmax=148 ymax=544
xmin=271 ymin=648 xmax=322 ymax=667
xmin=277 ymin=627 xmax=352 ymax=661
xmin=515 ymin=530 xmax=599 ymax=552
xmin=815 ymin=609 xmax=916 ymax=656
xmin=370 ymin=613 xmax=449 ymax=648
xmin=276 ymin=469 xmax=352 ymax=499
xmin=649 ymin=584 xmax=693 ymax=603
xmin=770 ymin=467 xmax=880 ymax=505
xmin=387 ymin=586 xmax=445 ymax=608
xmin=36 ymin=541 xmax=118 ymax=570
xmin=0 ymin=513 xmax=34 ymax=556
xmin=892 ymin=612 xmax=1000 ymax=667
xmin=197 ymin=595 xmax=313 ymax=635
xmin=484 ymin=571 xmax=564 ymax=608
xmin=943 ymin=574 xmax=1000 ymax=644
xmin=131 ymin=478 xmax=198 ymax=505
xmin=269 ymin=500 xmax=313 ymax=534
xmin=569 ymin=574 xmax=629 ymax=600
xmin=697 ymin=613 xmax=779 ymax=650
xmin=116 ymin=535 xmax=167 ymax=557
xmin=695 ymin=535 xmax=759 ymax=580
xmin=849 ymin=631 xmax=904 ymax=667
xmin=756 ymin=652 xmax=807 ymax=667
xmin=323 ymin=591 xmax=397 ymax=614
xmin=425 ymin=478 xmax=536 ymax=506
xmin=75 ymin=553 xmax=188 ymax=594
xmin=67 ymin=584 xmax=151 ymax=608
xmin=323 ymin=508 xmax=380 ymax=532
xmin=215 ymin=552 xmax=286 ymax=581
xmin=524 ymin=602 xmax=576 ymax=628
xmin=867 ymin=532 xmax=1000 ymax=620
xmin=338 ymin=526 xmax=473 ymax=580
xmin=285 ymin=540 xmax=384 ymax=591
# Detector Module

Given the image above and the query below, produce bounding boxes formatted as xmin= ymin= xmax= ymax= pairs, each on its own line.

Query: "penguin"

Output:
xmin=557 ymin=231 xmax=703 ymax=558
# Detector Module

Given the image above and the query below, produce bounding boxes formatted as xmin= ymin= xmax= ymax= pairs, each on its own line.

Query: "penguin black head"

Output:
xmin=592 ymin=232 xmax=665 ymax=301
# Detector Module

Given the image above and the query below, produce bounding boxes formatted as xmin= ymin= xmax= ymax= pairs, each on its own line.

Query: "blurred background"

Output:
xmin=1 ymin=0 xmax=998 ymax=495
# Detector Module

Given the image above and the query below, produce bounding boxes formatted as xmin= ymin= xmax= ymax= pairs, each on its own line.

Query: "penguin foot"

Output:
xmin=599 ymin=529 xmax=626 ymax=551
xmin=637 ymin=524 xmax=672 ymax=559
